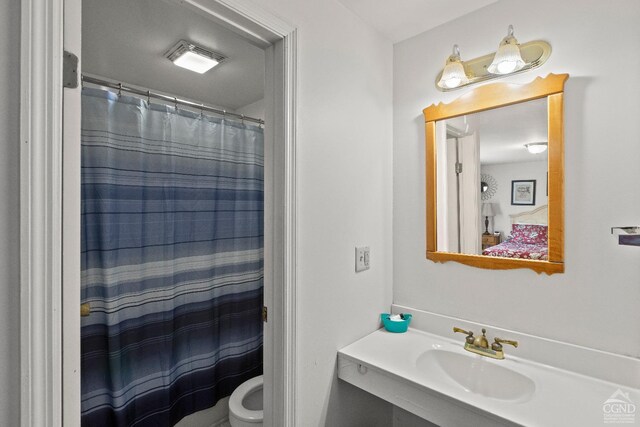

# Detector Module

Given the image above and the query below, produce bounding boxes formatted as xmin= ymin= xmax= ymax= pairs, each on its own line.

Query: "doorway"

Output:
xmin=80 ymin=1 xmax=268 ymax=422
xmin=19 ymin=0 xmax=297 ymax=425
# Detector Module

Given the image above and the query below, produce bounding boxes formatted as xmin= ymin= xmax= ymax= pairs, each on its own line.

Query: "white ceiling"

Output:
xmin=82 ymin=0 xmax=264 ymax=110
xmin=447 ymin=97 xmax=548 ymax=165
xmin=337 ymin=0 xmax=498 ymax=43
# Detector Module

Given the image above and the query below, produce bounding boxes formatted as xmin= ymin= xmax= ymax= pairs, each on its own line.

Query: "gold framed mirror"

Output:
xmin=423 ymin=73 xmax=568 ymax=274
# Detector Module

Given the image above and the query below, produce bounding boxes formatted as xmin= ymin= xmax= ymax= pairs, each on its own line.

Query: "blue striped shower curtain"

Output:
xmin=80 ymin=88 xmax=264 ymax=427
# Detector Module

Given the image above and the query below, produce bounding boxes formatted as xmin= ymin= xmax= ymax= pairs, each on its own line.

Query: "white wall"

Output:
xmin=393 ymin=406 xmax=437 ymax=427
xmin=481 ymin=160 xmax=547 ymax=236
xmin=393 ymin=0 xmax=640 ymax=358
xmin=0 ymin=0 xmax=21 ymax=425
xmin=244 ymin=0 xmax=394 ymax=425
xmin=236 ymin=98 xmax=265 ymax=121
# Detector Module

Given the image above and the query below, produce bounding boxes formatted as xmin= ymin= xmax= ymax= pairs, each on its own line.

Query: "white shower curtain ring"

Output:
xmin=200 ymin=103 xmax=204 ymax=118
xmin=174 ymin=97 xmax=178 ymax=110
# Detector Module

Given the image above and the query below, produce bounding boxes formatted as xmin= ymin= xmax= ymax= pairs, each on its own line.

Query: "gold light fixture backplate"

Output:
xmin=435 ymin=40 xmax=552 ymax=92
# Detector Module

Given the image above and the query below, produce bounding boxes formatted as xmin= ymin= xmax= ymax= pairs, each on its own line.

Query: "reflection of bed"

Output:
xmin=482 ymin=205 xmax=548 ymax=260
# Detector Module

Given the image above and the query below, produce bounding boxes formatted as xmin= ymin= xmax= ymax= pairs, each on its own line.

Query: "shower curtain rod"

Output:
xmin=81 ymin=75 xmax=265 ymax=125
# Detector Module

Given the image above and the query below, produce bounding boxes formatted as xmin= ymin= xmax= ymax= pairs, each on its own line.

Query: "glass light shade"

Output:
xmin=438 ymin=61 xmax=468 ymax=88
xmin=488 ymin=25 xmax=526 ymax=75
xmin=172 ymin=51 xmax=220 ymax=74
xmin=525 ymin=142 xmax=548 ymax=154
xmin=488 ymin=43 xmax=525 ymax=74
xmin=437 ymin=46 xmax=469 ymax=89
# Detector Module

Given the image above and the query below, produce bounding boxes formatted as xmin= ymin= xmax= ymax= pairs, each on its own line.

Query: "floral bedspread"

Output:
xmin=482 ymin=240 xmax=548 ymax=260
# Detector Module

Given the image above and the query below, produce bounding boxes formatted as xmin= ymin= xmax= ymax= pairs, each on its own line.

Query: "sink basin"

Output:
xmin=416 ymin=349 xmax=536 ymax=402
xmin=339 ymin=327 xmax=640 ymax=426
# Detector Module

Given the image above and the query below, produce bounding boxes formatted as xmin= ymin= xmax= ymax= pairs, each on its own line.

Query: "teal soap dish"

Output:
xmin=381 ymin=313 xmax=412 ymax=333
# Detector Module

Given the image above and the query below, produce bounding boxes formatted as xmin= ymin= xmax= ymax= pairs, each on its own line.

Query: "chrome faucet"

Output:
xmin=453 ymin=327 xmax=518 ymax=360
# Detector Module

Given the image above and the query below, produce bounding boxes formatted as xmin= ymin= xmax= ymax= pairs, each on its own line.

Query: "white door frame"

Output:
xmin=19 ymin=0 xmax=297 ymax=425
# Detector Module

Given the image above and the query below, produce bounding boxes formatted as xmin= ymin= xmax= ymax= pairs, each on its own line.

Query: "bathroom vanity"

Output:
xmin=338 ymin=307 xmax=640 ymax=426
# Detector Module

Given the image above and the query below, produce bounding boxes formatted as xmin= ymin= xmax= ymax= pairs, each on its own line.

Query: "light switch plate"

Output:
xmin=355 ymin=246 xmax=370 ymax=272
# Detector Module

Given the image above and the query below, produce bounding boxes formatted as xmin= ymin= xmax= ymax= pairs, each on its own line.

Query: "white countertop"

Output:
xmin=338 ymin=328 xmax=640 ymax=427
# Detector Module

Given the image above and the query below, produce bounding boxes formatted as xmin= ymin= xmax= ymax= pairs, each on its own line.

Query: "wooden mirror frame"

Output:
xmin=423 ymin=73 xmax=568 ymax=275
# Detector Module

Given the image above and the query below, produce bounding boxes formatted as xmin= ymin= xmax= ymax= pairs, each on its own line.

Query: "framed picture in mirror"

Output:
xmin=511 ymin=180 xmax=536 ymax=205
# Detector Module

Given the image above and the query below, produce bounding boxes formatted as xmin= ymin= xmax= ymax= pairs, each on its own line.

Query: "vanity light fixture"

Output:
xmin=437 ymin=45 xmax=469 ymax=89
xmin=488 ymin=25 xmax=526 ymax=75
xmin=435 ymin=26 xmax=551 ymax=92
xmin=165 ymin=40 xmax=226 ymax=74
xmin=524 ymin=142 xmax=548 ymax=154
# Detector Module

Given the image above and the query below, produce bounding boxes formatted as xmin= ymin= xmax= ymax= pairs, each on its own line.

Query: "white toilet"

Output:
xmin=228 ymin=375 xmax=264 ymax=426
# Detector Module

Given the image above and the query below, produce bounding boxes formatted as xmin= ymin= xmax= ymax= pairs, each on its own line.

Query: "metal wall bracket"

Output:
xmin=611 ymin=226 xmax=640 ymax=247
xmin=611 ymin=226 xmax=640 ymax=235
xmin=63 ymin=50 xmax=78 ymax=88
